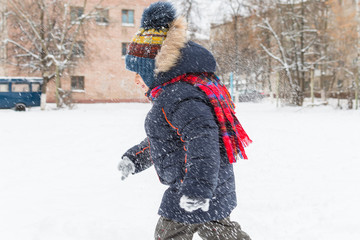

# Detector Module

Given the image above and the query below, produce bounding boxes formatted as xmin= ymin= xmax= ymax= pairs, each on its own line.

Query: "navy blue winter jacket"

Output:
xmin=123 ymin=41 xmax=237 ymax=224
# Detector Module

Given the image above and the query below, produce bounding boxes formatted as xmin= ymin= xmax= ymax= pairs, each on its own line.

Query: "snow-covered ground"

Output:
xmin=1 ymin=101 xmax=359 ymax=240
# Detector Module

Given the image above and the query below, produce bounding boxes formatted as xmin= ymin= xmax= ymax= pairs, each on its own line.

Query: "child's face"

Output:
xmin=134 ymin=74 xmax=149 ymax=93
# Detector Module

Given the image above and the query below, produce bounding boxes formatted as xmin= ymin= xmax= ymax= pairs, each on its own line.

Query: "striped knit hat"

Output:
xmin=125 ymin=2 xmax=177 ymax=88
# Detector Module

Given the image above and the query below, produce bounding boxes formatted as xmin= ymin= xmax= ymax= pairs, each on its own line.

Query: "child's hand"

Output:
xmin=118 ymin=157 xmax=135 ymax=180
xmin=179 ymin=195 xmax=210 ymax=212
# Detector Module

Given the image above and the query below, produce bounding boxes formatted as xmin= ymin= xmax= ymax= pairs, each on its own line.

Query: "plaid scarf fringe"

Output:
xmin=148 ymin=73 xmax=252 ymax=163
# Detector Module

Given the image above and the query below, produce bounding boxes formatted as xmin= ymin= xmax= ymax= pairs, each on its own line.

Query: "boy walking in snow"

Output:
xmin=118 ymin=2 xmax=252 ymax=239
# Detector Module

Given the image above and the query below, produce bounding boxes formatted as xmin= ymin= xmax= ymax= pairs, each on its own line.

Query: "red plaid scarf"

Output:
xmin=148 ymin=73 xmax=252 ymax=163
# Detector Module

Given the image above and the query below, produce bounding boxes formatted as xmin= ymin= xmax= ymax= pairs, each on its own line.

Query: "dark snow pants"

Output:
xmin=154 ymin=216 xmax=251 ymax=240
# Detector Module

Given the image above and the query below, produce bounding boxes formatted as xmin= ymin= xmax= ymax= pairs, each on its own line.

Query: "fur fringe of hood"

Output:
xmin=155 ymin=17 xmax=188 ymax=74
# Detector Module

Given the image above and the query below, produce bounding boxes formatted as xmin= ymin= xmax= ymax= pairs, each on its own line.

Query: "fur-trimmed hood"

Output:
xmin=152 ymin=17 xmax=217 ymax=89
xmin=125 ymin=13 xmax=217 ymax=90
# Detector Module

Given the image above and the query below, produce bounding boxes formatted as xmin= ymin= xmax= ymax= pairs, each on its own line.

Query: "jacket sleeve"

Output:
xmin=122 ymin=138 xmax=153 ymax=174
xmin=166 ymin=98 xmax=221 ymax=199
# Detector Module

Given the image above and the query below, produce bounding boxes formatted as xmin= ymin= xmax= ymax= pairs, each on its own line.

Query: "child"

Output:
xmin=118 ymin=2 xmax=252 ymax=239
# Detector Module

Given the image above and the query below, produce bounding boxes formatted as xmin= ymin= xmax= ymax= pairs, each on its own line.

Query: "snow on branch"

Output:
xmin=258 ymin=18 xmax=294 ymax=86
xmin=260 ymin=43 xmax=284 ymax=65
xmin=4 ymin=39 xmax=40 ymax=60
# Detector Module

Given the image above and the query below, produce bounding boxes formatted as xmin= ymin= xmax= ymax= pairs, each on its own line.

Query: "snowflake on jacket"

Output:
xmin=122 ymin=3 xmax=251 ymax=224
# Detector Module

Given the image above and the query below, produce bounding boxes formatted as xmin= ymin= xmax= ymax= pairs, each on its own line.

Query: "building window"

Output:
xmin=122 ymin=10 xmax=134 ymax=26
xmin=70 ymin=6 xmax=84 ymax=23
xmin=96 ymin=8 xmax=109 ymax=25
xmin=314 ymin=81 xmax=319 ymax=89
xmin=12 ymin=83 xmax=30 ymax=92
xmin=337 ymin=79 xmax=343 ymax=89
xmin=71 ymin=76 xmax=85 ymax=91
xmin=122 ymin=43 xmax=129 ymax=56
xmin=0 ymin=83 xmax=9 ymax=92
xmin=72 ymin=41 xmax=85 ymax=57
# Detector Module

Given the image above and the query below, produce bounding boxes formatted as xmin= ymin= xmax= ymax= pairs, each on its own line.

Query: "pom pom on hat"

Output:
xmin=141 ymin=1 xmax=176 ymax=30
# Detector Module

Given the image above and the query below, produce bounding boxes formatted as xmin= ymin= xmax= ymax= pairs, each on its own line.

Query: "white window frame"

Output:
xmin=122 ymin=9 xmax=134 ymax=26
xmin=70 ymin=6 xmax=84 ymax=24
xmin=71 ymin=76 xmax=85 ymax=92
xmin=96 ymin=8 xmax=109 ymax=25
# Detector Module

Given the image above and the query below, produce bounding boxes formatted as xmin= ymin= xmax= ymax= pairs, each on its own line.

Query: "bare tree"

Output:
xmin=209 ymin=0 xmax=360 ymax=108
xmin=257 ymin=1 xmax=321 ymax=105
xmin=4 ymin=0 xmax=103 ymax=109
xmin=210 ymin=0 xmax=266 ymax=92
xmin=327 ymin=0 xmax=358 ymax=105
xmin=169 ymin=0 xmax=200 ymax=40
xmin=0 ymin=0 xmax=7 ymax=74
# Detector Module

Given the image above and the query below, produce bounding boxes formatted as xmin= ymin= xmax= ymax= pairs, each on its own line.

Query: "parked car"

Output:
xmin=238 ymin=89 xmax=265 ymax=102
xmin=0 ymin=77 xmax=43 ymax=111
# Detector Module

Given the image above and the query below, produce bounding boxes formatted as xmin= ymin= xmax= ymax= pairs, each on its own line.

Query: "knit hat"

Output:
xmin=125 ymin=1 xmax=187 ymax=89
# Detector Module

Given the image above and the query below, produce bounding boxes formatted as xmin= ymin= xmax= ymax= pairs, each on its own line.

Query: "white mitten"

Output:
xmin=118 ymin=156 xmax=135 ymax=180
xmin=179 ymin=195 xmax=210 ymax=212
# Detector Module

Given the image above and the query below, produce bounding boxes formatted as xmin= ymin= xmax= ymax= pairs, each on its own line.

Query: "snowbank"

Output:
xmin=0 ymin=102 xmax=359 ymax=240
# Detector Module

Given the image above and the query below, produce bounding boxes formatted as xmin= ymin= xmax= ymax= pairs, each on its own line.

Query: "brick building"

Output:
xmin=0 ymin=1 xmax=6 ymax=76
xmin=1 ymin=0 xmax=157 ymax=103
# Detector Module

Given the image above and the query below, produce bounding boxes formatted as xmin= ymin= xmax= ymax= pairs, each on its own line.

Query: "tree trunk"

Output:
xmin=40 ymin=76 xmax=48 ymax=110
xmin=40 ymin=1 xmax=47 ymax=111
xmin=356 ymin=70 xmax=359 ymax=110
xmin=276 ymin=72 xmax=280 ymax=108
xmin=299 ymin=0 xmax=305 ymax=106
xmin=55 ymin=65 xmax=61 ymax=108
xmin=348 ymin=96 xmax=353 ymax=109
xmin=311 ymin=68 xmax=314 ymax=105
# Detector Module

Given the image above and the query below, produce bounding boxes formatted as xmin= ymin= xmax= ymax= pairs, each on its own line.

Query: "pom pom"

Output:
xmin=141 ymin=2 xmax=176 ymax=30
